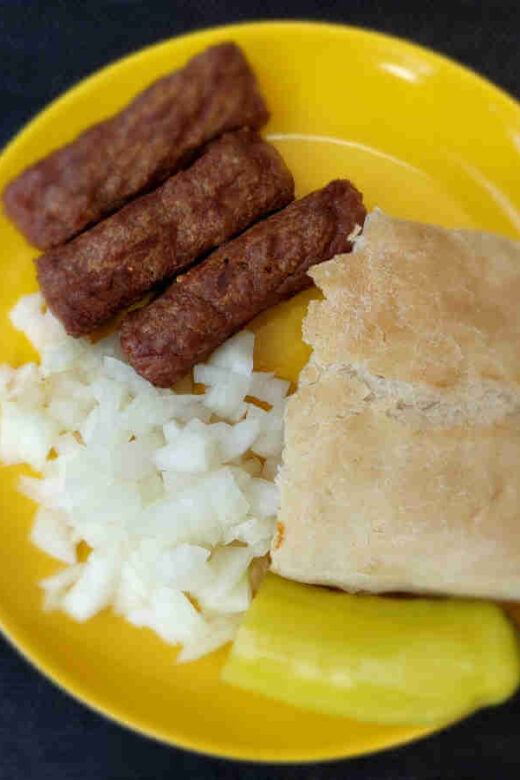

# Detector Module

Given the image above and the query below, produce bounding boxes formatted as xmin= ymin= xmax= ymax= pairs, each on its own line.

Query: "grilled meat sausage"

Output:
xmin=36 ymin=130 xmax=294 ymax=336
xmin=3 ymin=43 xmax=269 ymax=249
xmin=120 ymin=180 xmax=366 ymax=387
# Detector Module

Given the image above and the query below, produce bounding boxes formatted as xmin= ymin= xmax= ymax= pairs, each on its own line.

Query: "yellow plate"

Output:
xmin=1 ymin=20 xmax=520 ymax=763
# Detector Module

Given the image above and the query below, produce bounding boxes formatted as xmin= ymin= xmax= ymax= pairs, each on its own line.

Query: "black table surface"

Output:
xmin=1 ymin=1 xmax=519 ymax=778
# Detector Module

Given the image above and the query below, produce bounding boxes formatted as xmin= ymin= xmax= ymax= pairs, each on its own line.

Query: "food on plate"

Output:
xmin=120 ymin=179 xmax=366 ymax=387
xmin=0 ymin=293 xmax=289 ymax=661
xmin=272 ymin=210 xmax=520 ymax=600
xmin=3 ymin=43 xmax=269 ymax=249
xmin=2 ymin=31 xmax=519 ymax=735
xmin=36 ymin=130 xmax=294 ymax=336
xmin=223 ymin=574 xmax=520 ymax=725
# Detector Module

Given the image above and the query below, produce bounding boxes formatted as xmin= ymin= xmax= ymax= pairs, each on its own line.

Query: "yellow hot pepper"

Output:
xmin=222 ymin=574 xmax=520 ymax=726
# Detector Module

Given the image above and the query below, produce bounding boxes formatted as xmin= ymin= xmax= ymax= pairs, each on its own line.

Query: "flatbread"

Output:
xmin=271 ymin=211 xmax=520 ymax=599
xmin=304 ymin=210 xmax=520 ymax=390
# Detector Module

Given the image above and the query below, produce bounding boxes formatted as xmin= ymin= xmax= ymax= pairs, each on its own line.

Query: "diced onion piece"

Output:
xmin=248 ymin=402 xmax=285 ymax=458
xmin=62 ymin=549 xmax=121 ymax=621
xmin=1 ymin=299 xmax=283 ymax=662
xmin=245 ymin=478 xmax=280 ymax=518
xmin=196 ymin=546 xmax=253 ymax=604
xmin=154 ymin=427 xmax=218 ymax=473
xmin=0 ymin=401 xmax=59 ymax=471
xmin=0 ymin=364 xmax=17 ymax=401
xmin=203 ymin=375 xmax=251 ymax=420
xmin=147 ymin=587 xmax=206 ymax=645
xmin=39 ymin=564 xmax=85 ymax=611
xmin=10 ymin=292 xmax=66 ymax=350
xmin=208 ymin=331 xmax=255 ymax=376
xmin=30 ymin=507 xmax=77 ymax=564
xmin=211 ymin=418 xmax=261 ymax=462
xmin=18 ymin=474 xmax=63 ymax=509
xmin=262 ymin=456 xmax=281 ymax=481
xmin=249 ymin=372 xmax=290 ymax=407
xmin=177 ymin=615 xmax=240 ymax=663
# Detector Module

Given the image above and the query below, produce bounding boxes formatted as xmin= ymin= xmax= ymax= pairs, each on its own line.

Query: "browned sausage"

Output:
xmin=120 ymin=180 xmax=366 ymax=387
xmin=3 ymin=43 xmax=269 ymax=249
xmin=35 ymin=130 xmax=294 ymax=336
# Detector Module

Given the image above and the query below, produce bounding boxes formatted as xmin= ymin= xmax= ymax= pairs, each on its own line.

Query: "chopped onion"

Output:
xmin=0 ymin=294 xmax=285 ymax=661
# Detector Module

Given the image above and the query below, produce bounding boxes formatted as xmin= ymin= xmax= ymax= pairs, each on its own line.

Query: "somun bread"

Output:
xmin=272 ymin=210 xmax=520 ymax=600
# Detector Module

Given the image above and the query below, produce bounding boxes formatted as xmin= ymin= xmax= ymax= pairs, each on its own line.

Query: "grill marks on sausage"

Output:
xmin=35 ymin=130 xmax=294 ymax=336
xmin=5 ymin=41 xmax=368 ymax=398
xmin=3 ymin=43 xmax=269 ymax=249
xmin=120 ymin=180 xmax=367 ymax=386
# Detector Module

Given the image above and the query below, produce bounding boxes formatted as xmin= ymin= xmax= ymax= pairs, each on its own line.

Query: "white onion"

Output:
xmin=30 ymin=507 xmax=77 ymax=564
xmin=154 ymin=427 xmax=218 ymax=473
xmin=207 ymin=331 xmax=255 ymax=376
xmin=0 ymin=294 xmax=285 ymax=661
xmin=249 ymin=372 xmax=290 ymax=407
xmin=40 ymin=564 xmax=85 ymax=612
xmin=62 ymin=548 xmax=121 ymax=622
xmin=0 ymin=401 xmax=59 ymax=471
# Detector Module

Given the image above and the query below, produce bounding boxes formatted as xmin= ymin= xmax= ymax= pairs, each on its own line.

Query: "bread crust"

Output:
xmin=305 ymin=209 xmax=520 ymax=390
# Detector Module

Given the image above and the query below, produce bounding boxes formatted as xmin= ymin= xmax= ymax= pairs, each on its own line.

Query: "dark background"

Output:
xmin=1 ymin=1 xmax=519 ymax=778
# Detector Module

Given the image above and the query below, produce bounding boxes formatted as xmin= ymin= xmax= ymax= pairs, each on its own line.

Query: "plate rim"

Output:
xmin=3 ymin=19 xmax=520 ymax=164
